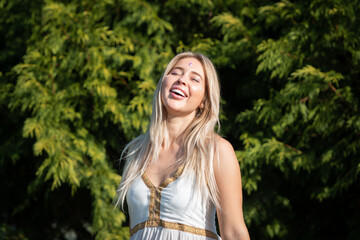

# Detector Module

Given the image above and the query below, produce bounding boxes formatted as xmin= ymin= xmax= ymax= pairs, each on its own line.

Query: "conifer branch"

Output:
xmin=328 ymin=82 xmax=354 ymax=111
xmin=300 ymin=97 xmax=309 ymax=103
xmin=284 ymin=143 xmax=302 ymax=154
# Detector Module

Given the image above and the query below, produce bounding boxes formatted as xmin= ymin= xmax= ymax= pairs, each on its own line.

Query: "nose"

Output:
xmin=177 ymin=75 xmax=187 ymax=85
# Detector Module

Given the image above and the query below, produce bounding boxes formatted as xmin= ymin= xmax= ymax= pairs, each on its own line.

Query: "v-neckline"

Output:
xmin=142 ymin=165 xmax=184 ymax=189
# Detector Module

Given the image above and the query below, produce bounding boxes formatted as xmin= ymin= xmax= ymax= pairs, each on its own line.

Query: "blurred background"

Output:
xmin=1 ymin=0 xmax=359 ymax=239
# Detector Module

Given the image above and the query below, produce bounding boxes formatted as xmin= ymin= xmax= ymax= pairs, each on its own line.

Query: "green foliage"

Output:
xmin=218 ymin=0 xmax=360 ymax=239
xmin=1 ymin=0 xmax=360 ymax=239
xmin=0 ymin=223 xmax=29 ymax=240
xmin=2 ymin=0 xmax=173 ymax=239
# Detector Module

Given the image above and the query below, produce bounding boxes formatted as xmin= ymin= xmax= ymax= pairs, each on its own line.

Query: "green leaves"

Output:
xmin=216 ymin=1 xmax=360 ymax=239
xmin=5 ymin=0 xmax=175 ymax=238
xmin=212 ymin=12 xmax=247 ymax=40
xmin=2 ymin=0 xmax=360 ymax=239
xmin=257 ymin=38 xmax=297 ymax=79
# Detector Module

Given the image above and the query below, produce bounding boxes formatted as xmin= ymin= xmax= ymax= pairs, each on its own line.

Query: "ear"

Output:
xmin=199 ymin=102 xmax=204 ymax=109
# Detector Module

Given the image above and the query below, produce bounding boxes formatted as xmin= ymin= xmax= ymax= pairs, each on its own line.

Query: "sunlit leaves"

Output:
xmin=8 ymin=0 xmax=175 ymax=238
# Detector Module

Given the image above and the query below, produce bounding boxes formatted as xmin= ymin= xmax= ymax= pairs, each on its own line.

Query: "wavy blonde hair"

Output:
xmin=116 ymin=52 xmax=221 ymax=209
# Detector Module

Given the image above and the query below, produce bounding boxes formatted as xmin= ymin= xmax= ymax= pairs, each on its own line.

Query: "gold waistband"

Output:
xmin=130 ymin=219 xmax=218 ymax=239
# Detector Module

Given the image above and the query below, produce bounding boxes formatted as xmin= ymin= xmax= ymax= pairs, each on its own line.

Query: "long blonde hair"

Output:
xmin=116 ymin=52 xmax=221 ymax=209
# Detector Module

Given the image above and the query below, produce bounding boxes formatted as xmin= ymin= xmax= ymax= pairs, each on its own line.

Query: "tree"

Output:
xmin=2 ymin=0 xmax=173 ymax=239
xmin=212 ymin=0 xmax=360 ymax=239
xmin=1 ymin=0 xmax=359 ymax=239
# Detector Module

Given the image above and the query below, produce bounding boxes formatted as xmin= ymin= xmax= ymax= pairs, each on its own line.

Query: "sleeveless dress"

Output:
xmin=126 ymin=166 xmax=222 ymax=240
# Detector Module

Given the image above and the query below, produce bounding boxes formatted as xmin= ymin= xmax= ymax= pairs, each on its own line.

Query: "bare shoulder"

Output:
xmin=213 ymin=135 xmax=240 ymax=175
xmin=215 ymin=135 xmax=235 ymax=152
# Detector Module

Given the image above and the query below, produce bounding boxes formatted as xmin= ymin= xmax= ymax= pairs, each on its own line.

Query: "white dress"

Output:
xmin=127 ymin=166 xmax=221 ymax=240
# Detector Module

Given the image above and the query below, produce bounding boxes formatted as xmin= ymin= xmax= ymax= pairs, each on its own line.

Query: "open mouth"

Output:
xmin=170 ymin=89 xmax=187 ymax=97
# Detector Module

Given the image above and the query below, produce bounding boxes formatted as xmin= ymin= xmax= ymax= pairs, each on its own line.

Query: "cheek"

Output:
xmin=191 ymin=85 xmax=205 ymax=98
xmin=160 ymin=87 xmax=167 ymax=104
xmin=161 ymin=78 xmax=169 ymax=97
xmin=162 ymin=77 xmax=173 ymax=90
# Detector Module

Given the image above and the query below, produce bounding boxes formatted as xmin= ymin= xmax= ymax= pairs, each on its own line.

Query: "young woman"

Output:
xmin=117 ymin=52 xmax=250 ymax=240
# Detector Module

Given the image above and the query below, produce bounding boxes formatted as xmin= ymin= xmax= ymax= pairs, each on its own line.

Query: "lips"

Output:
xmin=170 ymin=87 xmax=188 ymax=98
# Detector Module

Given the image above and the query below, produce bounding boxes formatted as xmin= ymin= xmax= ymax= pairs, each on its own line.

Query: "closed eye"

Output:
xmin=170 ymin=68 xmax=183 ymax=76
xmin=191 ymin=77 xmax=201 ymax=82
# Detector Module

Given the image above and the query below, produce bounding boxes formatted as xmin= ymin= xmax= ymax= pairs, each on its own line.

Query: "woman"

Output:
xmin=116 ymin=52 xmax=250 ymax=240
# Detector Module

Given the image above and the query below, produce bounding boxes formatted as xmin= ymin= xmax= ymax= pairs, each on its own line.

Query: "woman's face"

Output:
xmin=161 ymin=57 xmax=206 ymax=118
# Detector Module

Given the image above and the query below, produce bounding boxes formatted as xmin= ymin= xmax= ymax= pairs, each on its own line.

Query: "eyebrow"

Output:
xmin=171 ymin=67 xmax=204 ymax=80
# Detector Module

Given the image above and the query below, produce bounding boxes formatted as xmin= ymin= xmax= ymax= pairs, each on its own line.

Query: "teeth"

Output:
xmin=171 ymin=89 xmax=186 ymax=97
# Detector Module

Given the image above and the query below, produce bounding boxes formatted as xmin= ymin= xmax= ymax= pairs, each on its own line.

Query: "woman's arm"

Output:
xmin=214 ymin=137 xmax=250 ymax=240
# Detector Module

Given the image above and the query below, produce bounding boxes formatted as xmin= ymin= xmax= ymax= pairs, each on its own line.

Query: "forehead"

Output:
xmin=173 ymin=57 xmax=205 ymax=77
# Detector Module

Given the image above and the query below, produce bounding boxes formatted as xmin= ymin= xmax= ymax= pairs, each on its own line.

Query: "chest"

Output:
xmin=145 ymin=148 xmax=180 ymax=187
xmin=126 ymin=171 xmax=215 ymax=229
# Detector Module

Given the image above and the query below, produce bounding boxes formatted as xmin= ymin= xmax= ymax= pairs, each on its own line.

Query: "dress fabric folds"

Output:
xmin=127 ymin=166 xmax=221 ymax=240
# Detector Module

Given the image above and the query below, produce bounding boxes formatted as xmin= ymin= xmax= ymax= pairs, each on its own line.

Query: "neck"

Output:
xmin=164 ymin=113 xmax=195 ymax=148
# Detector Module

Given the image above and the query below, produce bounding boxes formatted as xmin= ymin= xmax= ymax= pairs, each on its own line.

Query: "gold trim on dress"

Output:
xmin=136 ymin=166 xmax=218 ymax=239
xmin=142 ymin=165 xmax=184 ymax=189
xmin=130 ymin=219 xmax=218 ymax=239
